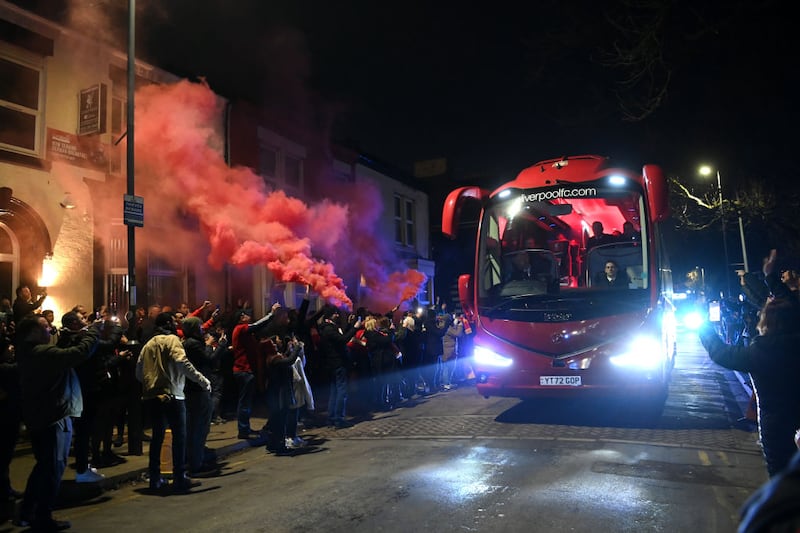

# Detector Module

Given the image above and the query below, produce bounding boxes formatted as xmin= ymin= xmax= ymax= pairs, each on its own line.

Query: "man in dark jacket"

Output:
xmin=182 ymin=316 xmax=227 ymax=474
xmin=15 ymin=314 xmax=99 ymax=531
xmin=317 ymin=305 xmax=361 ymax=428
xmin=12 ymin=284 xmax=47 ymax=326
xmin=699 ymin=297 xmax=800 ymax=477
xmin=593 ymin=260 xmax=630 ymax=288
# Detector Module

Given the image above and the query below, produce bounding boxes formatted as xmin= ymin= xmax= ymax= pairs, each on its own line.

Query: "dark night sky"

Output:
xmin=136 ymin=0 xmax=797 ymax=189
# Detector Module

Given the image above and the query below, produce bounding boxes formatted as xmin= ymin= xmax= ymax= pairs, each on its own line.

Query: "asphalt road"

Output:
xmin=8 ymin=330 xmax=769 ymax=532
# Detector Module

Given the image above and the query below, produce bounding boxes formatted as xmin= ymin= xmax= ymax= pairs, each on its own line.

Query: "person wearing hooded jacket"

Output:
xmin=136 ymin=313 xmax=210 ymax=493
xmin=317 ymin=305 xmax=362 ymax=428
xmin=182 ymin=316 xmax=228 ymax=475
xmin=264 ymin=335 xmax=302 ymax=454
xmin=422 ymin=309 xmax=446 ymax=393
xmin=15 ymin=314 xmax=99 ymax=531
xmin=440 ymin=314 xmax=465 ymax=391
xmin=699 ymin=297 xmax=800 ymax=477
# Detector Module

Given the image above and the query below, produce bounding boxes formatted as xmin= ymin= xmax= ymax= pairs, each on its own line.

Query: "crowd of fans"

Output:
xmin=0 ymin=287 xmax=475 ymax=528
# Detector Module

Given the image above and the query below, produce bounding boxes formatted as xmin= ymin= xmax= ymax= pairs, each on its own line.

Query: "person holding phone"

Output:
xmin=699 ymin=297 xmax=800 ymax=477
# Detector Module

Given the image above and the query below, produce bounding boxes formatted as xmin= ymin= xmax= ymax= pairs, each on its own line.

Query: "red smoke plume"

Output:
xmin=120 ymin=79 xmax=426 ymax=311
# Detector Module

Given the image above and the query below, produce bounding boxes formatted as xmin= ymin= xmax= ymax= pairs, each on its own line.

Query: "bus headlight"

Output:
xmin=473 ymin=345 xmax=513 ymax=368
xmin=609 ymin=335 xmax=663 ymax=369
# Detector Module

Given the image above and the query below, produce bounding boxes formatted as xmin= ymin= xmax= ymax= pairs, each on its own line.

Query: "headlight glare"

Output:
xmin=609 ymin=335 xmax=663 ymax=369
xmin=473 ymin=345 xmax=513 ymax=368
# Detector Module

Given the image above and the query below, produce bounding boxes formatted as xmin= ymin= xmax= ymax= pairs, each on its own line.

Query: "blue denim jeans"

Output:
xmin=439 ymin=356 xmax=456 ymax=387
xmin=146 ymin=397 xmax=187 ymax=481
xmin=327 ymin=366 xmax=348 ymax=423
xmin=233 ymin=371 xmax=255 ymax=433
xmin=20 ymin=417 xmax=72 ymax=522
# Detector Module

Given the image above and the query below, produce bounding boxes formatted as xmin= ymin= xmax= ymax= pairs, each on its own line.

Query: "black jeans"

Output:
xmin=146 ymin=397 xmax=186 ymax=481
xmin=20 ymin=417 xmax=72 ymax=522
xmin=185 ymin=387 xmax=212 ymax=472
xmin=0 ymin=402 xmax=21 ymax=495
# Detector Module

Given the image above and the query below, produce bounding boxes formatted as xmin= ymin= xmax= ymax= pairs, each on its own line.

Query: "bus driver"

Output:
xmin=593 ymin=260 xmax=630 ymax=288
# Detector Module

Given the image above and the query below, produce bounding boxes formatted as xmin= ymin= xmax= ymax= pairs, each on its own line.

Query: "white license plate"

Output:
xmin=539 ymin=375 xmax=582 ymax=386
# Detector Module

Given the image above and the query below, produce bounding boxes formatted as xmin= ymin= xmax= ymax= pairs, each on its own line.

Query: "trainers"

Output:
xmin=267 ymin=446 xmax=294 ymax=456
xmin=76 ymin=466 xmax=105 ymax=483
xmin=148 ymin=476 xmax=167 ymax=491
xmin=285 ymin=436 xmax=308 ymax=449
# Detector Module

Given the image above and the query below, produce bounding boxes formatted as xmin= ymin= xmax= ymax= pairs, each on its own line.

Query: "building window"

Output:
xmin=257 ymin=128 xmax=306 ymax=195
xmin=285 ymin=155 xmax=302 ymax=189
xmin=0 ymin=54 xmax=43 ymax=155
xmin=258 ymin=145 xmax=303 ymax=194
xmin=333 ymin=159 xmax=354 ymax=183
xmin=394 ymin=195 xmax=416 ymax=246
xmin=259 ymin=145 xmax=278 ymax=184
xmin=147 ymin=254 xmax=184 ymax=307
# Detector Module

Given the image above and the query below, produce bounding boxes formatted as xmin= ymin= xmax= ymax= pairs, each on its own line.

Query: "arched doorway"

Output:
xmin=0 ymin=187 xmax=52 ymax=297
xmin=0 ymin=221 xmax=20 ymax=301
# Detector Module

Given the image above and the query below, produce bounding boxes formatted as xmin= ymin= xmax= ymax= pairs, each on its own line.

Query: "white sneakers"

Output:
xmin=284 ymin=437 xmax=308 ymax=449
xmin=75 ymin=466 xmax=105 ymax=483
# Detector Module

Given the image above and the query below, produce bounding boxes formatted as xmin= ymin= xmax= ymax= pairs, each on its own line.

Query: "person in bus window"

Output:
xmin=586 ymin=221 xmax=612 ymax=249
xmin=620 ymin=221 xmax=640 ymax=242
xmin=593 ymin=260 xmax=630 ymax=288
xmin=508 ymin=252 xmax=534 ymax=281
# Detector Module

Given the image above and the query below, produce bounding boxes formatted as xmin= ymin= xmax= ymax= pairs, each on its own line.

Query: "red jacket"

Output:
xmin=232 ymin=323 xmax=261 ymax=373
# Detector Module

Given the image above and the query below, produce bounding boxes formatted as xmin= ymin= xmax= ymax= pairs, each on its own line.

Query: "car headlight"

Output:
xmin=609 ymin=335 xmax=663 ymax=369
xmin=473 ymin=345 xmax=513 ymax=368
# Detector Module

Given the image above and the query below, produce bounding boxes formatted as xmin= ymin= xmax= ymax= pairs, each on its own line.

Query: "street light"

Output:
xmin=698 ymin=165 xmax=749 ymax=296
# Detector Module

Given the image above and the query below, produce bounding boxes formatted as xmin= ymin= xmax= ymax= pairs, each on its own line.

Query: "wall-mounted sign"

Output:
xmin=78 ymin=83 xmax=107 ymax=136
xmin=46 ymin=128 xmax=107 ymax=171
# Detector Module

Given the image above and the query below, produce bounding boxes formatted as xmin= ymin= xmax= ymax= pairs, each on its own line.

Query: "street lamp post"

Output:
xmin=699 ymin=165 xmax=749 ymax=297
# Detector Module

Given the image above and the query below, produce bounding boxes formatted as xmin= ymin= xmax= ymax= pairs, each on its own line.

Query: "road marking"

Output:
xmin=698 ymin=450 xmax=712 ymax=466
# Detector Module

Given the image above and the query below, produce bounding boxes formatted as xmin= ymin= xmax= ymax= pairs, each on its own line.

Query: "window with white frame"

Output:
xmin=257 ymin=128 xmax=305 ymax=196
xmin=394 ymin=195 xmax=416 ymax=247
xmin=0 ymin=52 xmax=44 ymax=156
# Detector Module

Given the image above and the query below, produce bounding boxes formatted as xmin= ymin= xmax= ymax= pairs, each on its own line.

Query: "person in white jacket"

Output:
xmin=136 ymin=313 xmax=210 ymax=493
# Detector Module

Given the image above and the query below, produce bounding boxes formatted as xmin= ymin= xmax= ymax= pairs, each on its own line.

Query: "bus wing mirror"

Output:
xmin=458 ymin=274 xmax=475 ymax=322
xmin=442 ymin=186 xmax=488 ymax=238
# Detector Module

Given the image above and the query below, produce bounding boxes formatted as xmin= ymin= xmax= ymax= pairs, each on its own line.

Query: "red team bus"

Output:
xmin=442 ymin=155 xmax=676 ymax=415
